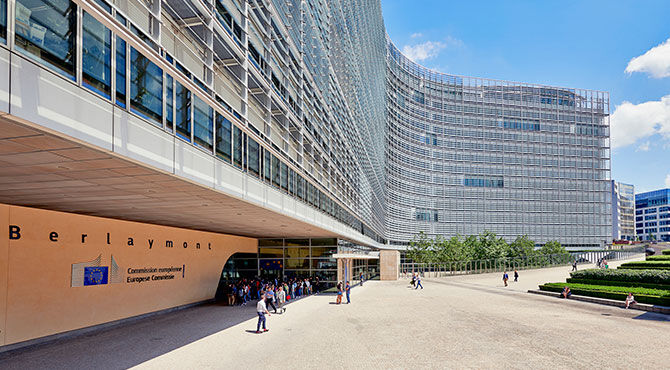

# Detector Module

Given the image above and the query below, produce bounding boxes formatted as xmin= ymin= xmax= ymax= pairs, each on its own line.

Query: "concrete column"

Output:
xmin=379 ymin=250 xmax=400 ymax=281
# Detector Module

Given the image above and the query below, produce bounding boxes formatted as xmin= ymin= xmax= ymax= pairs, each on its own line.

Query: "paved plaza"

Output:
xmin=1 ymin=258 xmax=668 ymax=369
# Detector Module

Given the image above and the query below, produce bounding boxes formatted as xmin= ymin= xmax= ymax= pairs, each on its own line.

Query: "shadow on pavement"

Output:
xmin=0 ymin=297 xmax=311 ymax=370
xmin=632 ymin=311 xmax=670 ymax=322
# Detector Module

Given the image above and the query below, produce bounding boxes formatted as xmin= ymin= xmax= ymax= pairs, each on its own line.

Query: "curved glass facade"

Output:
xmin=385 ymin=39 xmax=611 ymax=247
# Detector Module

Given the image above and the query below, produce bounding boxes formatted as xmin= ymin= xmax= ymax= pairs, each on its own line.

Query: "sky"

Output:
xmin=382 ymin=0 xmax=670 ymax=193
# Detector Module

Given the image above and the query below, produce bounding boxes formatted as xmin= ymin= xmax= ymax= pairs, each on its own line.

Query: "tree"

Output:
xmin=538 ymin=240 xmax=568 ymax=256
xmin=407 ymin=231 xmax=433 ymax=263
xmin=472 ymin=230 xmax=509 ymax=260
xmin=508 ymin=235 xmax=536 ymax=258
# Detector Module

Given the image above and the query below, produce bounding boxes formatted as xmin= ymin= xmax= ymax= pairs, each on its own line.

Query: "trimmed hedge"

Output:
xmin=647 ymin=255 xmax=670 ymax=261
xmin=570 ymin=268 xmax=670 ymax=285
xmin=663 ymin=249 xmax=670 ymax=255
xmin=618 ymin=261 xmax=670 ymax=270
xmin=539 ymin=282 xmax=670 ymax=306
xmin=566 ymin=278 xmax=670 ymax=291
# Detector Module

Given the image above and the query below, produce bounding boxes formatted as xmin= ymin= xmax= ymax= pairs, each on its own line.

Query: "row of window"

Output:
xmin=11 ymin=0 xmax=385 ymax=244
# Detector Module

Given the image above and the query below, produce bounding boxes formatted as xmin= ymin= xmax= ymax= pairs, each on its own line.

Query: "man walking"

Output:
xmin=256 ymin=293 xmax=270 ymax=333
xmin=360 ymin=272 xmax=364 ymax=286
xmin=345 ymin=281 xmax=351 ymax=304
xmin=276 ymin=285 xmax=286 ymax=313
xmin=265 ymin=286 xmax=278 ymax=314
xmin=502 ymin=271 xmax=509 ymax=287
xmin=514 ymin=270 xmax=519 ymax=282
xmin=415 ymin=273 xmax=423 ymax=289
xmin=572 ymin=261 xmax=578 ymax=271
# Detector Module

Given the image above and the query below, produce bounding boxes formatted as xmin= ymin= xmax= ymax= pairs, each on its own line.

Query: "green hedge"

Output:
xmin=647 ymin=255 xmax=670 ymax=261
xmin=566 ymin=278 xmax=670 ymax=291
xmin=539 ymin=282 xmax=670 ymax=306
xmin=663 ymin=249 xmax=670 ymax=255
xmin=618 ymin=261 xmax=670 ymax=270
xmin=570 ymin=268 xmax=670 ymax=285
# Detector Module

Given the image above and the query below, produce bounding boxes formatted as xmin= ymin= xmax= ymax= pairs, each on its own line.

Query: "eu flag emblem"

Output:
xmin=84 ymin=267 xmax=109 ymax=286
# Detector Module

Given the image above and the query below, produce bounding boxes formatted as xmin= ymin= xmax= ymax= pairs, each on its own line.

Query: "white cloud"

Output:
xmin=410 ymin=32 xmax=423 ymax=39
xmin=402 ymin=41 xmax=446 ymax=62
xmin=610 ymin=95 xmax=670 ymax=148
xmin=625 ymin=37 xmax=670 ymax=78
xmin=636 ymin=141 xmax=651 ymax=152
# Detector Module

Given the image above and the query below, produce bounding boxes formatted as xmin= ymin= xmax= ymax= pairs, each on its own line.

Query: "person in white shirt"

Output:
xmin=276 ymin=286 xmax=286 ymax=313
xmin=625 ymin=292 xmax=637 ymax=309
xmin=256 ymin=293 xmax=270 ymax=333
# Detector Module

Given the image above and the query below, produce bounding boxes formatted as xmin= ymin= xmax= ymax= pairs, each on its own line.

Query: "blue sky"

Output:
xmin=382 ymin=0 xmax=670 ymax=193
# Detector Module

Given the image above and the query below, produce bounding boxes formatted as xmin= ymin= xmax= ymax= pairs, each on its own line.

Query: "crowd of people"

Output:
xmin=221 ymin=276 xmax=321 ymax=308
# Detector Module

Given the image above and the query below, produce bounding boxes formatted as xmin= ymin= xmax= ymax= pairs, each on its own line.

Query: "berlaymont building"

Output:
xmin=0 ymin=0 xmax=610 ymax=349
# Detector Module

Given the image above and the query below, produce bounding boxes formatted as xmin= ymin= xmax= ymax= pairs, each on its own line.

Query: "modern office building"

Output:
xmin=635 ymin=189 xmax=670 ymax=242
xmin=0 ymin=0 xmax=609 ymax=349
xmin=611 ymin=181 xmax=635 ymax=241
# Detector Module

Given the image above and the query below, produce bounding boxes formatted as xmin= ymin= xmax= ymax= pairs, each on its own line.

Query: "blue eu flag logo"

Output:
xmin=84 ymin=267 xmax=109 ymax=286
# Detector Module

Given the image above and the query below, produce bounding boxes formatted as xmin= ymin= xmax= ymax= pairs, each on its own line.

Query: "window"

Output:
xmin=82 ymin=12 xmax=111 ymax=98
xmin=248 ymin=138 xmax=260 ymax=177
xmin=233 ymin=125 xmax=243 ymax=168
xmin=215 ymin=112 xmax=231 ymax=162
xmin=193 ymin=96 xmax=213 ymax=150
xmin=130 ymin=48 xmax=163 ymax=125
xmin=115 ymin=36 xmax=126 ymax=107
xmin=272 ymin=155 xmax=280 ymax=188
xmin=0 ymin=0 xmax=7 ymax=42
xmin=263 ymin=149 xmax=271 ymax=183
xmin=175 ymin=81 xmax=191 ymax=140
xmin=15 ymin=0 xmax=77 ymax=79
xmin=463 ymin=176 xmax=504 ymax=188
xmin=165 ymin=74 xmax=173 ymax=132
xmin=280 ymin=162 xmax=288 ymax=191
xmin=297 ymin=175 xmax=304 ymax=200
xmin=415 ymin=209 xmax=438 ymax=222
xmin=288 ymin=169 xmax=295 ymax=195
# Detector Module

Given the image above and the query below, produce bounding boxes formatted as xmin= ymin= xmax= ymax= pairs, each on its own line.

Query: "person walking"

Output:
xmin=265 ymin=286 xmax=278 ymax=313
xmin=360 ymin=272 xmax=364 ymax=286
xmin=276 ymin=286 xmax=286 ymax=313
xmin=256 ymin=293 xmax=270 ymax=333
xmin=345 ymin=281 xmax=351 ymax=304
xmin=572 ymin=261 xmax=578 ymax=271
xmin=415 ymin=273 xmax=423 ymax=290
xmin=513 ymin=270 xmax=519 ymax=282
xmin=336 ymin=282 xmax=343 ymax=304
xmin=502 ymin=271 xmax=509 ymax=287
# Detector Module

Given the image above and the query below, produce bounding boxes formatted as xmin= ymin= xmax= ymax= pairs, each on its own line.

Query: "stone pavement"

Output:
xmin=1 ymin=256 xmax=667 ymax=369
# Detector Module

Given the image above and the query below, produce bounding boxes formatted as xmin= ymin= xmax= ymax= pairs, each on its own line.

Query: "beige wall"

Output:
xmin=1 ymin=204 xmax=256 ymax=347
xmin=379 ymin=250 xmax=399 ymax=281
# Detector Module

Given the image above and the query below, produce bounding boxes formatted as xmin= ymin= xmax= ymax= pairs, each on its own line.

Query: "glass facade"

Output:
xmin=2 ymin=0 xmax=611 ymax=250
xmin=386 ymin=39 xmax=611 ymax=248
xmin=612 ymin=181 xmax=635 ymax=241
xmin=635 ymin=189 xmax=670 ymax=242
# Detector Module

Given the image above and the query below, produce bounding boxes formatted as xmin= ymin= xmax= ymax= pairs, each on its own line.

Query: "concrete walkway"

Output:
xmin=1 ymin=256 xmax=667 ymax=369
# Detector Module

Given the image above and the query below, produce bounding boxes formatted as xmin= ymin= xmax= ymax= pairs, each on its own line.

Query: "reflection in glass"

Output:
xmin=175 ymin=81 xmax=191 ymax=140
xmin=194 ymin=95 xmax=213 ymax=150
xmin=130 ymin=48 xmax=163 ymax=125
xmin=82 ymin=12 xmax=111 ymax=98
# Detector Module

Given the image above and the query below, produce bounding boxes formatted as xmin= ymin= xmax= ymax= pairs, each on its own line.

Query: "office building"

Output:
xmin=635 ymin=189 xmax=670 ymax=241
xmin=0 ymin=0 xmax=609 ymax=348
xmin=611 ymin=181 xmax=635 ymax=241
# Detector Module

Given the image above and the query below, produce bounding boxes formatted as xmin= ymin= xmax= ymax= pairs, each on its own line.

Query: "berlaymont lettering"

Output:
xmin=0 ymin=204 xmax=257 ymax=347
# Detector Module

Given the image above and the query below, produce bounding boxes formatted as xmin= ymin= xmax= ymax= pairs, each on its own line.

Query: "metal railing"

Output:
xmin=400 ymin=248 xmax=645 ymax=279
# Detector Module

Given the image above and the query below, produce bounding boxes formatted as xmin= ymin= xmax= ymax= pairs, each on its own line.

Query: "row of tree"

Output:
xmin=406 ymin=231 xmax=569 ymax=263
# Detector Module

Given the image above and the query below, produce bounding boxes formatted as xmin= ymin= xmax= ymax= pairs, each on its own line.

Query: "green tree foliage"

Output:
xmin=472 ymin=231 xmax=510 ymax=260
xmin=538 ymin=240 xmax=568 ymax=256
xmin=509 ymin=235 xmax=537 ymax=258
xmin=407 ymin=231 xmax=433 ymax=263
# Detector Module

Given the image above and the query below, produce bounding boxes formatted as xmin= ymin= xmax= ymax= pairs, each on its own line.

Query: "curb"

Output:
xmin=527 ymin=289 xmax=670 ymax=314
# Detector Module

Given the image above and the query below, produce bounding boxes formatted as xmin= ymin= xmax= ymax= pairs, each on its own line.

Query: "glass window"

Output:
xmin=285 ymin=247 xmax=309 ymax=258
xmin=297 ymin=175 xmax=304 ymax=200
xmin=259 ymin=239 xmax=283 ymax=247
xmin=175 ymin=81 xmax=191 ymax=140
xmin=0 ymin=0 xmax=7 ymax=42
xmin=272 ymin=155 xmax=281 ymax=188
xmin=130 ymin=48 xmax=163 ymax=125
xmin=15 ymin=0 xmax=77 ymax=79
xmin=115 ymin=36 xmax=126 ymax=107
xmin=288 ymin=169 xmax=295 ymax=195
xmin=280 ymin=162 xmax=288 ymax=191
xmin=285 ymin=258 xmax=310 ymax=269
xmin=248 ymin=138 xmax=260 ymax=177
xmin=165 ymin=74 xmax=173 ymax=132
xmin=259 ymin=247 xmax=282 ymax=258
xmin=233 ymin=125 xmax=243 ymax=168
xmin=263 ymin=149 xmax=271 ymax=183
xmin=311 ymin=259 xmax=337 ymax=270
xmin=193 ymin=96 xmax=213 ymax=150
xmin=215 ymin=113 xmax=232 ymax=162
xmin=311 ymin=238 xmax=337 ymax=246
xmin=285 ymin=239 xmax=309 ymax=246
xmin=311 ymin=246 xmax=337 ymax=257
xmin=82 ymin=12 xmax=111 ymax=98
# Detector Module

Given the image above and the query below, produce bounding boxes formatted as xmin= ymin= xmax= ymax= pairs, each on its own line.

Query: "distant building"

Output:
xmin=611 ymin=181 xmax=635 ymax=241
xmin=635 ymin=189 xmax=670 ymax=242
